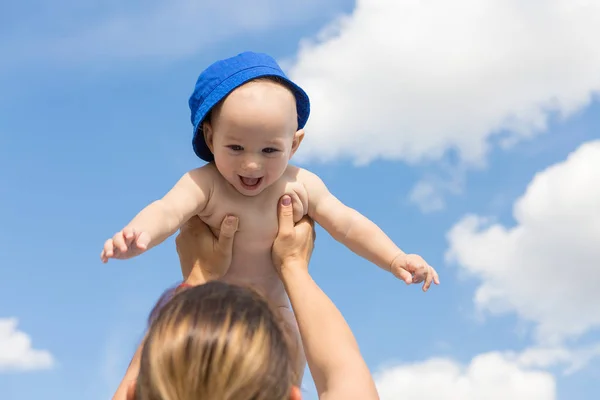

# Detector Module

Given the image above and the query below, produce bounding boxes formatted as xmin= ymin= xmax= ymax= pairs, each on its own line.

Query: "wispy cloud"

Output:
xmin=1 ymin=0 xmax=347 ymax=68
xmin=514 ymin=344 xmax=600 ymax=376
xmin=407 ymin=164 xmax=466 ymax=213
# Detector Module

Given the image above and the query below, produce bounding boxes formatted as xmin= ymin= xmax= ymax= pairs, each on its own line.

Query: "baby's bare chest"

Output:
xmin=200 ymin=179 xmax=308 ymax=253
xmin=193 ymin=168 xmax=309 ymax=304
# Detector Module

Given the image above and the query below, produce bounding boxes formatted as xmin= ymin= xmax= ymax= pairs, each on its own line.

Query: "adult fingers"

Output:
xmin=176 ymin=216 xmax=205 ymax=253
xmin=217 ymin=215 xmax=238 ymax=255
xmin=295 ymin=216 xmax=315 ymax=236
xmin=277 ymin=195 xmax=295 ymax=238
xmin=294 ymin=216 xmax=316 ymax=253
xmin=180 ymin=215 xmax=202 ymax=235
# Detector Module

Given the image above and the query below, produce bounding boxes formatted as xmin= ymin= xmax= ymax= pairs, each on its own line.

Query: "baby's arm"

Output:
xmin=302 ymin=169 xmax=439 ymax=290
xmin=100 ymin=166 xmax=214 ymax=262
xmin=302 ymin=170 xmax=402 ymax=270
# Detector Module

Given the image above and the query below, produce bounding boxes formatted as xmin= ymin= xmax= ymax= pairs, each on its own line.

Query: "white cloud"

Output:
xmin=513 ymin=344 xmax=600 ymax=375
xmin=408 ymin=166 xmax=464 ymax=212
xmin=408 ymin=181 xmax=446 ymax=213
xmin=0 ymin=318 xmax=54 ymax=372
xmin=446 ymin=140 xmax=600 ymax=343
xmin=375 ymin=352 xmax=556 ymax=400
xmin=289 ymin=0 xmax=600 ymax=166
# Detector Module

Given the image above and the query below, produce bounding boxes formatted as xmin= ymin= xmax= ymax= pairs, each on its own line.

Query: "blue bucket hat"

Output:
xmin=189 ymin=51 xmax=311 ymax=162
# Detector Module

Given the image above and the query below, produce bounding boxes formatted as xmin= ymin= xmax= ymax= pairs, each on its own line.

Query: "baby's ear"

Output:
xmin=290 ymin=129 xmax=305 ymax=157
xmin=203 ymin=121 xmax=215 ymax=154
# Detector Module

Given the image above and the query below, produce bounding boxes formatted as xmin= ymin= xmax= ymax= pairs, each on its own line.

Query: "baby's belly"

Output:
xmin=218 ymin=232 xmax=288 ymax=306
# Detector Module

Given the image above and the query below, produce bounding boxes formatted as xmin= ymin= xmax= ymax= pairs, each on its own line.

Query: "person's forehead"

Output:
xmin=221 ymin=129 xmax=288 ymax=144
xmin=215 ymin=86 xmax=296 ymax=135
xmin=219 ymin=88 xmax=297 ymax=119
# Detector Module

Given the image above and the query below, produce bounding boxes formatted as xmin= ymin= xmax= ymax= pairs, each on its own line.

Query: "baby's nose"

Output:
xmin=241 ymin=158 xmax=261 ymax=173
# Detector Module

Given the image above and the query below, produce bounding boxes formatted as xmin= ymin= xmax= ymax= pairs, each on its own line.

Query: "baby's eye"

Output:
xmin=262 ymin=147 xmax=279 ymax=154
xmin=228 ymin=145 xmax=243 ymax=151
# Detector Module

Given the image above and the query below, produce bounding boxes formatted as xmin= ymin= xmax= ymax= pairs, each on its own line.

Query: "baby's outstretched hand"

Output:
xmin=100 ymin=227 xmax=151 ymax=263
xmin=390 ymin=253 xmax=440 ymax=292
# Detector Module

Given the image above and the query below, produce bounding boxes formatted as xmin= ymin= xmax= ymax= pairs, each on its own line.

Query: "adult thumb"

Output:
xmin=217 ymin=215 xmax=238 ymax=254
xmin=277 ymin=195 xmax=295 ymax=235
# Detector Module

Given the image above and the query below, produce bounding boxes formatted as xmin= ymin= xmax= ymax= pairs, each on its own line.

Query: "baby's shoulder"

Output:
xmin=279 ymin=166 xmax=327 ymax=215
xmin=189 ymin=162 xmax=220 ymax=178
xmin=282 ymin=165 xmax=320 ymax=185
xmin=280 ymin=165 xmax=313 ymax=195
xmin=283 ymin=165 xmax=327 ymax=194
xmin=177 ymin=164 xmax=223 ymax=208
xmin=182 ymin=163 xmax=217 ymax=183
xmin=184 ymin=163 xmax=224 ymax=191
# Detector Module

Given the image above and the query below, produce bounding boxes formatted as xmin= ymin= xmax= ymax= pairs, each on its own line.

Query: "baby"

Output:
xmin=101 ymin=51 xmax=439 ymax=381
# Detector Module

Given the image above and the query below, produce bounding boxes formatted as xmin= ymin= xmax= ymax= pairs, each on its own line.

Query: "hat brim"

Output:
xmin=192 ymin=66 xmax=310 ymax=162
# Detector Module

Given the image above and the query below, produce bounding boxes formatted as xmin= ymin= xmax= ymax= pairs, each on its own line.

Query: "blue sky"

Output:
xmin=1 ymin=1 xmax=599 ymax=399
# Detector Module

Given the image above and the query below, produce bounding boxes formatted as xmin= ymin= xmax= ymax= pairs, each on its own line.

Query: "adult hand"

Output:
xmin=175 ymin=215 xmax=239 ymax=283
xmin=272 ymin=195 xmax=316 ymax=276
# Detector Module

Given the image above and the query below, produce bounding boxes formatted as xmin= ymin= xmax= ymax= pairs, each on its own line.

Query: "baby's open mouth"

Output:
xmin=239 ymin=175 xmax=263 ymax=189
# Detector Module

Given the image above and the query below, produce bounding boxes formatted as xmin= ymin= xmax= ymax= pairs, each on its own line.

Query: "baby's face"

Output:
xmin=204 ymin=80 xmax=303 ymax=196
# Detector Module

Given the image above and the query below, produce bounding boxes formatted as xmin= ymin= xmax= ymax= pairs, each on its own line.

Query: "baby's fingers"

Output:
xmin=135 ymin=232 xmax=151 ymax=250
xmin=101 ymin=239 xmax=115 ymax=263
xmin=112 ymin=231 xmax=128 ymax=253
xmin=422 ymin=269 xmax=433 ymax=292
xmin=123 ymin=227 xmax=136 ymax=245
xmin=422 ymin=267 xmax=440 ymax=292
xmin=432 ymin=268 xmax=440 ymax=285
xmin=393 ymin=267 xmax=413 ymax=285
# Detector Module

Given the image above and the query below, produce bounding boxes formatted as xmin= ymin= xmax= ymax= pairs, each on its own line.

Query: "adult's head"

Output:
xmin=126 ymin=280 xmax=302 ymax=400
xmin=116 ymin=198 xmax=379 ymax=400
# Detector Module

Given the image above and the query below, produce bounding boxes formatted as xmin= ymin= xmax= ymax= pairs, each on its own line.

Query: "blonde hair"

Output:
xmin=136 ymin=281 xmax=295 ymax=400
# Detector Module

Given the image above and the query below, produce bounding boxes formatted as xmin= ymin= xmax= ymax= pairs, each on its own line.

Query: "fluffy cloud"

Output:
xmin=375 ymin=352 xmax=556 ymax=400
xmin=0 ymin=318 xmax=54 ymax=372
xmin=446 ymin=140 xmax=600 ymax=343
xmin=289 ymin=0 xmax=600 ymax=166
